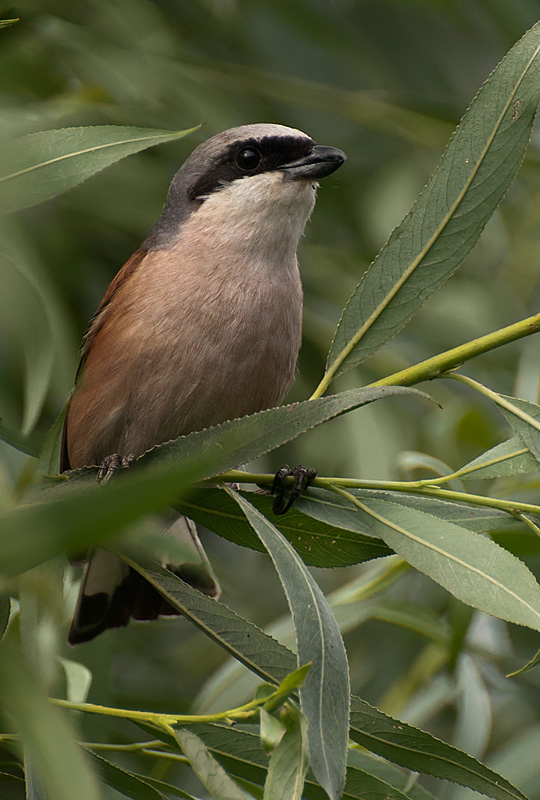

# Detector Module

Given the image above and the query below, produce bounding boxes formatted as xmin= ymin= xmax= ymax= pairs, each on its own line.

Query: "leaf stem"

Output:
xmin=447 ymin=372 xmax=540 ymax=435
xmin=53 ymin=692 xmax=271 ymax=727
xmin=369 ymin=312 xmax=540 ymax=390
xmin=210 ymin=470 xmax=540 ymax=517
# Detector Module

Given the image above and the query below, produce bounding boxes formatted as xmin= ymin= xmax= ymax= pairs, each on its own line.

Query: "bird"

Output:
xmin=61 ymin=122 xmax=346 ymax=644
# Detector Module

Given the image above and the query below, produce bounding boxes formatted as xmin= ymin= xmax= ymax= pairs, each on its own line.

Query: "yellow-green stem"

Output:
xmin=311 ymin=311 xmax=540 ymax=398
xmin=209 ymin=470 xmax=540 ymax=517
xmin=53 ymin=692 xmax=268 ymax=727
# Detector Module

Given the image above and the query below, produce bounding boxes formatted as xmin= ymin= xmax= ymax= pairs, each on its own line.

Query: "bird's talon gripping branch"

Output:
xmin=272 ymin=464 xmax=318 ymax=515
xmin=97 ymin=453 xmax=137 ymax=484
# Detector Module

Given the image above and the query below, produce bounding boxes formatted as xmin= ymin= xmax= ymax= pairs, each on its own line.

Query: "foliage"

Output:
xmin=3 ymin=2 xmax=540 ymax=799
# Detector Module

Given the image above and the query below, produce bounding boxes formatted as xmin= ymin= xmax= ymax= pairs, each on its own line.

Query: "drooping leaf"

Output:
xmin=497 ymin=394 xmax=540 ymax=462
xmin=455 ymin=437 xmax=538 ymax=479
xmin=348 ymin=697 xmax=527 ymax=800
xmin=175 ymin=728 xmax=253 ymax=800
xmin=0 ymin=249 xmax=54 ymax=435
xmin=0 ymin=420 xmax=39 ymax=457
xmin=0 ymin=597 xmax=10 ymax=640
xmin=124 ymin=553 xmax=526 ymax=800
xmin=263 ymin=710 xmax=309 ymax=800
xmin=351 ymin=495 xmax=540 ymax=632
xmin=0 ymin=125 xmax=198 ymax=216
xmin=146 ymin=385 xmax=430 ymax=476
xmin=86 ymin=751 xmax=168 ymax=800
xmin=0 ymin=644 xmax=101 ymax=800
xmin=0 ymin=449 xmax=209 ymax=579
xmin=176 ymin=487 xmax=391 ymax=567
xmin=323 ymin=22 xmax=540 ymax=386
xmin=230 ymin=490 xmax=350 ymax=800
xmin=296 ymin=487 xmax=519 ymax=536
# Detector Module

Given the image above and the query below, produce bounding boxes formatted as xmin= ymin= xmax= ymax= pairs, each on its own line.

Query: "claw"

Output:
xmin=272 ymin=464 xmax=317 ymax=515
xmin=97 ymin=453 xmax=137 ymax=484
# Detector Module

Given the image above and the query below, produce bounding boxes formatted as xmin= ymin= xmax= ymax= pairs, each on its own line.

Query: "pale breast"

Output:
xmin=66 ymin=245 xmax=303 ymax=467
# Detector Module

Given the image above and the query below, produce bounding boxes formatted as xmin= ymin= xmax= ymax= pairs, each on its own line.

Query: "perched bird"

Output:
xmin=62 ymin=123 xmax=346 ymax=644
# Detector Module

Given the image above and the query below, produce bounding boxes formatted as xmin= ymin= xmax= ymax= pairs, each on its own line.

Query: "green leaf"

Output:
xmin=0 ymin=420 xmax=39 ymax=457
xmin=147 ymin=386 xmax=429 ymax=476
xmin=263 ymin=710 xmax=309 ymax=800
xmin=352 ymin=495 xmax=540 ymax=631
xmin=297 ymin=487 xmax=518 ymax=537
xmin=274 ymin=663 xmax=312 ymax=696
xmin=347 ymin=749 xmax=437 ymax=800
xmin=34 ymin=404 xmax=68 ymax=476
xmin=260 ymin=708 xmax=287 ymax=752
xmin=507 ymin=646 xmax=540 ymax=677
xmin=323 ymin=21 xmax=540 ymax=385
xmin=0 ymin=450 xmax=210 ymax=580
xmin=122 ymin=552 xmax=297 ymax=686
xmin=86 ymin=751 xmax=168 ymax=800
xmin=348 ymin=696 xmax=528 ymax=800
xmin=230 ymin=490 xmax=350 ymax=800
xmin=0 ymin=597 xmax=10 ymax=640
xmin=497 ymin=394 xmax=540 ymax=462
xmin=0 ymin=18 xmax=18 ymax=28
xmin=0 ymin=644 xmax=101 ymax=800
xmin=1 ymin=249 xmax=55 ymax=435
xmin=0 ymin=125 xmax=199 ymax=216
xmin=124 ymin=553 xmax=525 ymax=800
xmin=175 ymin=728 xmax=254 ymax=800
xmin=176 ymin=488 xmax=391 ymax=567
xmin=183 ymin=723 xmax=443 ymax=800
xmin=456 ymin=437 xmax=538 ymax=479
xmin=58 ymin=657 xmax=92 ymax=704
xmin=159 ymin=723 xmax=413 ymax=800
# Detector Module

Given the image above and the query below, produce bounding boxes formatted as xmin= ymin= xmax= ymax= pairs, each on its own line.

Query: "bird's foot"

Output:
xmin=97 ymin=453 xmax=137 ymax=484
xmin=272 ymin=464 xmax=317 ymax=515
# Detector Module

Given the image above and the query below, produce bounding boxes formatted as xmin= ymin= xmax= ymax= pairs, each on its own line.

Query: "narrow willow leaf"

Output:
xmin=122 ymin=551 xmax=297 ymax=686
xmin=0 ymin=420 xmax=39 ymax=457
xmin=132 ymin=775 xmax=199 ymax=800
xmin=86 ymin=751 xmax=167 ymax=800
xmin=186 ymin=723 xmax=452 ymax=800
xmin=1 ymin=250 xmax=55 ymax=434
xmin=0 ymin=645 xmax=101 ymax=800
xmin=324 ymin=22 xmax=540 ymax=384
xmin=0 ymin=125 xmax=198 ymax=216
xmin=35 ymin=403 xmax=68 ymax=476
xmin=230 ymin=490 xmax=350 ymax=800
xmin=348 ymin=696 xmax=527 ymax=800
xmin=0 ymin=597 xmax=10 ymax=639
xmin=147 ymin=385 xmax=429 ymax=476
xmin=260 ymin=708 xmax=287 ymax=752
xmin=125 ymin=555 xmax=525 ymax=800
xmin=0 ymin=450 xmax=209 ymax=579
xmin=347 ymin=749 xmax=437 ymax=800
xmin=297 ymin=487 xmax=518 ymax=536
xmin=456 ymin=437 xmax=538 ymax=479
xmin=263 ymin=711 xmax=309 ymax=800
xmin=497 ymin=394 xmax=540 ymax=462
xmin=0 ymin=18 xmax=18 ymax=27
xmin=58 ymin=658 xmax=92 ymax=704
xmin=175 ymin=729 xmax=253 ymax=800
xmin=176 ymin=488 xmax=391 ymax=567
xmin=507 ymin=646 xmax=540 ymax=677
xmin=355 ymin=496 xmax=540 ymax=631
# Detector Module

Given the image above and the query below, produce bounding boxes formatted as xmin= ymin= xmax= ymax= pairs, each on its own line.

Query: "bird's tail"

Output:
xmin=68 ymin=517 xmax=220 ymax=645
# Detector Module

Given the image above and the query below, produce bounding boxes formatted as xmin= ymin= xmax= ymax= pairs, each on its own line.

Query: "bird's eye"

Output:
xmin=236 ymin=147 xmax=261 ymax=171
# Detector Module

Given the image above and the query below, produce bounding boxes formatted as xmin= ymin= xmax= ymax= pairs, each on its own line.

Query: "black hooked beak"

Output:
xmin=281 ymin=144 xmax=347 ymax=181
